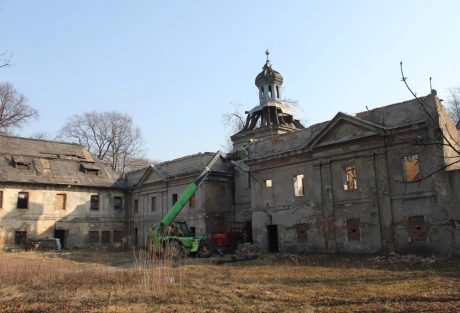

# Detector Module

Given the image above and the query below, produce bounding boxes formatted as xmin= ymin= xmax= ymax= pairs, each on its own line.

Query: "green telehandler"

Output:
xmin=147 ymin=151 xmax=230 ymax=258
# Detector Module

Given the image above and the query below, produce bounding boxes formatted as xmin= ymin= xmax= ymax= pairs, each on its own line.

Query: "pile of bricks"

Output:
xmin=236 ymin=243 xmax=261 ymax=259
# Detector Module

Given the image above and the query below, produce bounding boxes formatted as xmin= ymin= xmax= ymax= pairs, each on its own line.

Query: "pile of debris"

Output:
xmin=236 ymin=243 xmax=261 ymax=259
xmin=370 ymin=252 xmax=446 ymax=265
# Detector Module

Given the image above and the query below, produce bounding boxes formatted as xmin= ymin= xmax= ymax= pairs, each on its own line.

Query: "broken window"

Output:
xmin=294 ymin=174 xmax=305 ymax=197
xmin=13 ymin=156 xmax=31 ymax=170
xmin=81 ymin=164 xmax=99 ymax=176
xmin=296 ymin=223 xmax=308 ymax=242
xmin=343 ymin=166 xmax=357 ymax=190
xmin=172 ymin=194 xmax=178 ymax=205
xmin=55 ymin=194 xmax=66 ymax=210
xmin=114 ymin=197 xmax=122 ymax=211
xmin=113 ymin=231 xmax=122 ymax=243
xmin=189 ymin=194 xmax=195 ymax=208
xmin=151 ymin=196 xmax=157 ymax=211
xmin=101 ymin=231 xmax=111 ymax=243
xmin=347 ymin=218 xmax=360 ymax=241
xmin=17 ymin=192 xmax=29 ymax=209
xmin=134 ymin=199 xmax=138 ymax=213
xmin=265 ymin=179 xmax=272 ymax=188
xmin=404 ymin=155 xmax=420 ymax=182
xmin=89 ymin=231 xmax=99 ymax=243
xmin=409 ymin=216 xmax=427 ymax=241
xmin=90 ymin=195 xmax=99 ymax=210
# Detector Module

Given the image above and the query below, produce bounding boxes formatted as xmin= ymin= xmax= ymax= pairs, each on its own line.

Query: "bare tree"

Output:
xmin=445 ymin=86 xmax=460 ymax=129
xmin=0 ymin=82 xmax=39 ymax=134
xmin=58 ymin=111 xmax=147 ymax=174
xmin=123 ymin=156 xmax=161 ymax=173
xmin=0 ymin=51 xmax=13 ymax=69
xmin=30 ymin=131 xmax=55 ymax=141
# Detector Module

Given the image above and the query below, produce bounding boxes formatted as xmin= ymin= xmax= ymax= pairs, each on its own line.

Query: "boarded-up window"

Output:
xmin=294 ymin=175 xmax=304 ymax=197
xmin=296 ymin=223 xmax=308 ymax=242
xmin=265 ymin=179 xmax=272 ymax=187
xmin=347 ymin=218 xmax=360 ymax=241
xmin=89 ymin=231 xmax=99 ymax=243
xmin=113 ymin=231 xmax=122 ymax=242
xmin=17 ymin=192 xmax=29 ymax=209
xmin=189 ymin=194 xmax=195 ymax=207
xmin=101 ymin=231 xmax=111 ymax=243
xmin=114 ymin=197 xmax=122 ymax=211
xmin=172 ymin=194 xmax=178 ymax=205
xmin=134 ymin=199 xmax=138 ymax=213
xmin=90 ymin=195 xmax=99 ymax=210
xmin=343 ymin=166 xmax=357 ymax=190
xmin=151 ymin=196 xmax=156 ymax=211
xmin=55 ymin=194 xmax=66 ymax=210
xmin=404 ymin=155 xmax=420 ymax=182
xmin=0 ymin=190 xmax=3 ymax=208
xmin=409 ymin=216 xmax=427 ymax=241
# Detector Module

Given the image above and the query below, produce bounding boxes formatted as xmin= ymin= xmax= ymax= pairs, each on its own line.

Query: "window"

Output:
xmin=276 ymin=85 xmax=280 ymax=98
xmin=55 ymin=194 xmax=66 ymax=210
xmin=81 ymin=164 xmax=99 ymax=176
xmin=409 ymin=216 xmax=427 ymax=241
xmin=294 ymin=174 xmax=304 ymax=197
xmin=113 ymin=231 xmax=122 ymax=242
xmin=343 ymin=166 xmax=357 ymax=190
xmin=17 ymin=192 xmax=29 ymax=209
xmin=268 ymin=85 xmax=272 ymax=97
xmin=0 ymin=190 xmax=3 ymax=208
xmin=90 ymin=195 xmax=99 ymax=210
xmin=189 ymin=194 xmax=195 ymax=208
xmin=89 ymin=231 xmax=99 ymax=243
xmin=101 ymin=231 xmax=111 ymax=243
xmin=264 ymin=179 xmax=272 ymax=187
xmin=404 ymin=155 xmax=420 ymax=182
xmin=114 ymin=197 xmax=122 ymax=211
xmin=347 ymin=218 xmax=360 ymax=241
xmin=134 ymin=199 xmax=138 ymax=213
xmin=261 ymin=86 xmax=264 ymax=98
xmin=296 ymin=223 xmax=308 ymax=242
xmin=13 ymin=156 xmax=31 ymax=170
xmin=172 ymin=194 xmax=178 ymax=205
xmin=151 ymin=196 xmax=157 ymax=211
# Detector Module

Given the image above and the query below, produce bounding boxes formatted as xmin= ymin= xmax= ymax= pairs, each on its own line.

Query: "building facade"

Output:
xmin=0 ymin=136 xmax=128 ymax=249
xmin=231 ymin=52 xmax=460 ymax=255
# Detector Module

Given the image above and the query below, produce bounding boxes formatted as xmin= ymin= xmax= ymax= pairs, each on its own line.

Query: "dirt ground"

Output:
xmin=0 ymin=249 xmax=459 ymax=312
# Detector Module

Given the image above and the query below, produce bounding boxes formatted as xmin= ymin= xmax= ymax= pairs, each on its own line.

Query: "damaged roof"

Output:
xmin=0 ymin=135 xmax=127 ymax=188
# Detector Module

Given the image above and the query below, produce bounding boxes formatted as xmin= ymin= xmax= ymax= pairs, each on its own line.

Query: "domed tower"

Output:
xmin=231 ymin=50 xmax=304 ymax=151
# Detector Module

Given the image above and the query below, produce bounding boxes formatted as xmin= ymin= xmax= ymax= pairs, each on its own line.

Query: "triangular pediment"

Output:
xmin=306 ymin=113 xmax=384 ymax=149
xmin=138 ymin=165 xmax=168 ymax=185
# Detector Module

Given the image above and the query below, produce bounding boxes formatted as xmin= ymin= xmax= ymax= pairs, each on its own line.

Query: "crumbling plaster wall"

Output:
xmin=0 ymin=184 xmax=125 ymax=249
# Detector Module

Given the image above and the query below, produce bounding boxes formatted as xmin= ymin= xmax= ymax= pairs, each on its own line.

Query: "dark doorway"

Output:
xmin=134 ymin=228 xmax=138 ymax=246
xmin=267 ymin=225 xmax=278 ymax=253
xmin=15 ymin=231 xmax=27 ymax=248
xmin=54 ymin=229 xmax=66 ymax=249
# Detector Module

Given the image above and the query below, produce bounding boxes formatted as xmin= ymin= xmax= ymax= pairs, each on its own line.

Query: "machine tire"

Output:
xmin=197 ymin=240 xmax=213 ymax=258
xmin=165 ymin=240 xmax=182 ymax=259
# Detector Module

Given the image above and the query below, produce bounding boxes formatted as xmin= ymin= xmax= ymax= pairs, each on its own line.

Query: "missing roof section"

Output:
xmin=12 ymin=155 xmax=31 ymax=170
xmin=81 ymin=163 xmax=100 ymax=176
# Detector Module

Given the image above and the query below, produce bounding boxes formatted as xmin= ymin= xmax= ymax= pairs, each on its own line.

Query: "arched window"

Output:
xmin=261 ymin=86 xmax=264 ymax=98
xmin=268 ymin=85 xmax=272 ymax=98
xmin=276 ymin=86 xmax=280 ymax=98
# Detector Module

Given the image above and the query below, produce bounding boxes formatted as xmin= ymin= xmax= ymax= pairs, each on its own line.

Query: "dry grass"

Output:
xmin=0 ymin=250 xmax=459 ymax=312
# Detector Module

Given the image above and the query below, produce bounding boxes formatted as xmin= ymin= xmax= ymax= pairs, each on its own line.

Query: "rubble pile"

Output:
xmin=236 ymin=243 xmax=261 ymax=259
xmin=370 ymin=252 xmax=446 ymax=265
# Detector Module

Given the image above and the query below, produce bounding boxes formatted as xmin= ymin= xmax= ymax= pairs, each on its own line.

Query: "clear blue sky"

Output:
xmin=1 ymin=1 xmax=459 ymax=162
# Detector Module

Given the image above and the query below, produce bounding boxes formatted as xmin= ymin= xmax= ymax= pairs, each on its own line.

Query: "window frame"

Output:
xmin=113 ymin=196 xmax=122 ymax=211
xmin=403 ymin=155 xmax=420 ymax=182
xmin=343 ymin=166 xmax=358 ymax=190
xmin=134 ymin=199 xmax=138 ymax=213
xmin=89 ymin=231 xmax=99 ymax=243
xmin=189 ymin=194 xmax=196 ymax=208
xmin=17 ymin=192 xmax=29 ymax=209
xmin=55 ymin=193 xmax=67 ymax=210
xmin=294 ymin=174 xmax=305 ymax=197
xmin=90 ymin=195 xmax=99 ymax=210
xmin=151 ymin=196 xmax=157 ymax=211
xmin=264 ymin=179 xmax=273 ymax=188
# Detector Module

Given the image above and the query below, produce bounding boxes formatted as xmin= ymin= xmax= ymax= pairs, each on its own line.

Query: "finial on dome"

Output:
xmin=265 ymin=49 xmax=270 ymax=61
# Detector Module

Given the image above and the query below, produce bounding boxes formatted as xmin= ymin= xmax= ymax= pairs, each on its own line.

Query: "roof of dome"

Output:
xmin=255 ymin=50 xmax=283 ymax=86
